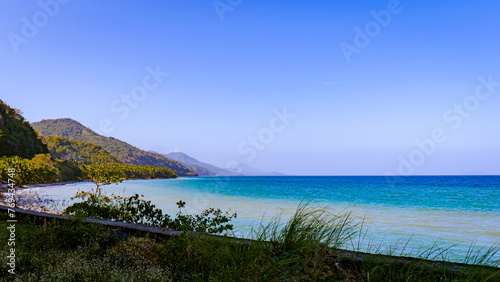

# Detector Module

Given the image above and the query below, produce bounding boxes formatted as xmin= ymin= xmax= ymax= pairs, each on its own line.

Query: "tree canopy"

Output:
xmin=0 ymin=99 xmax=48 ymax=158
xmin=44 ymin=136 xmax=121 ymax=165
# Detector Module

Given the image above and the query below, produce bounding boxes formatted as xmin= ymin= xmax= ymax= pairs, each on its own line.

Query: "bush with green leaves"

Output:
xmin=64 ymin=192 xmax=237 ymax=235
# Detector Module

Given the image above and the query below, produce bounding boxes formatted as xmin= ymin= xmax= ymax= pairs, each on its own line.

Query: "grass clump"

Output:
xmin=253 ymin=200 xmax=358 ymax=250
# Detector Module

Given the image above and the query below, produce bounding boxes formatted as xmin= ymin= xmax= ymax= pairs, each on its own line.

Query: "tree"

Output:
xmin=80 ymin=164 xmax=128 ymax=199
xmin=31 ymin=154 xmax=60 ymax=184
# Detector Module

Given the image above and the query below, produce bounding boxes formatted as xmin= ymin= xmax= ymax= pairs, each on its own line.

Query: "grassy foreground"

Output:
xmin=0 ymin=204 xmax=499 ymax=281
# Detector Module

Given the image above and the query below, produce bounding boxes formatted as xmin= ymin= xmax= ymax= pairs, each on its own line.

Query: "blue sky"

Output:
xmin=1 ymin=0 xmax=499 ymax=175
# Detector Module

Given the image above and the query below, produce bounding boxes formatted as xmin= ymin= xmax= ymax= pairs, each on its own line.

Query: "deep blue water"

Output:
xmin=178 ymin=176 xmax=500 ymax=213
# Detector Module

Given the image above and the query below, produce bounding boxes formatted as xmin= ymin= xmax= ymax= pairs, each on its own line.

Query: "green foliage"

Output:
xmin=253 ymin=201 xmax=359 ymax=251
xmin=56 ymin=159 xmax=83 ymax=182
xmin=80 ymin=164 xmax=128 ymax=198
xmin=64 ymin=192 xmax=236 ymax=234
xmin=0 ymin=155 xmax=175 ymax=187
xmin=0 ymin=154 xmax=59 ymax=186
xmin=64 ymin=192 xmax=237 ymax=235
xmin=64 ymin=193 xmax=169 ymax=226
xmin=31 ymin=118 xmax=197 ymax=176
xmin=33 ymin=213 xmax=110 ymax=250
xmin=0 ymin=213 xmax=169 ymax=281
xmin=44 ymin=136 xmax=121 ymax=165
xmin=30 ymin=154 xmax=60 ymax=183
xmin=0 ymin=99 xmax=48 ymax=158
xmin=85 ymin=163 xmax=177 ymax=180
xmin=171 ymin=203 xmax=237 ymax=234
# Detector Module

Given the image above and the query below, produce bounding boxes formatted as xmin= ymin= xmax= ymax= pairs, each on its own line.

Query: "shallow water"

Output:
xmin=33 ymin=176 xmax=500 ymax=264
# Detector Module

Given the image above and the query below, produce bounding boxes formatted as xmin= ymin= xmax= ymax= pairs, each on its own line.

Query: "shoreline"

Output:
xmin=2 ymin=177 xmax=181 ymax=191
xmin=22 ymin=180 xmax=83 ymax=189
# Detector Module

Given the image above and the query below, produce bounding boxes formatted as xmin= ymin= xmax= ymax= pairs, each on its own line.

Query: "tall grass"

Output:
xmin=162 ymin=200 xmax=363 ymax=280
xmin=251 ymin=200 xmax=360 ymax=250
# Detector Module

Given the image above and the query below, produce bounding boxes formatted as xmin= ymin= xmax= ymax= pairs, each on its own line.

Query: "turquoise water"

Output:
xmin=35 ymin=176 xmax=500 ymax=264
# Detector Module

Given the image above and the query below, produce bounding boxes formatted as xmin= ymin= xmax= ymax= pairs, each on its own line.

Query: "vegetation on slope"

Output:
xmin=31 ymin=118 xmax=197 ymax=176
xmin=44 ymin=136 xmax=121 ymax=165
xmin=0 ymin=158 xmax=177 ymax=187
xmin=82 ymin=163 xmax=177 ymax=184
xmin=0 ymin=99 xmax=47 ymax=158
xmin=0 ymin=154 xmax=61 ymax=186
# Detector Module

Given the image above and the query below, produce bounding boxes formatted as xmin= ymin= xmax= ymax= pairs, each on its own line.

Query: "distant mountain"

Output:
xmin=165 ymin=152 xmax=286 ymax=176
xmin=43 ymin=136 xmax=121 ymax=165
xmin=0 ymin=99 xmax=48 ymax=158
xmin=227 ymin=162 xmax=287 ymax=176
xmin=31 ymin=118 xmax=197 ymax=176
xmin=185 ymin=164 xmax=217 ymax=176
xmin=165 ymin=152 xmax=242 ymax=176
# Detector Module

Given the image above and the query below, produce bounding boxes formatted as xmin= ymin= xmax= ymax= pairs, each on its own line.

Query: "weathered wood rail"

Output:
xmin=1 ymin=205 xmax=498 ymax=276
xmin=0 ymin=205 xmax=184 ymax=238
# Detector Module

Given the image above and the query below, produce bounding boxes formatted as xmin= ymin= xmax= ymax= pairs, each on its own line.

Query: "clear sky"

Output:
xmin=1 ymin=0 xmax=499 ymax=175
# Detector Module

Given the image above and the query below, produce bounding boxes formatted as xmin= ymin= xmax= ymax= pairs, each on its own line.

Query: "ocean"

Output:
xmin=34 ymin=175 xmax=500 ymax=263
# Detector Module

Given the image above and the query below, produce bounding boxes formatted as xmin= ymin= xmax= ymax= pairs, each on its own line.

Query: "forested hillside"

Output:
xmin=32 ymin=118 xmax=197 ymax=176
xmin=0 ymin=100 xmax=48 ymax=158
xmin=44 ymin=136 xmax=121 ymax=165
xmin=0 ymin=103 xmax=179 ymax=187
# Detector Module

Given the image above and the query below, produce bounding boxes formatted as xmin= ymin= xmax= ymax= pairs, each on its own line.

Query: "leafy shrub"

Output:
xmin=64 ymin=192 xmax=237 ymax=235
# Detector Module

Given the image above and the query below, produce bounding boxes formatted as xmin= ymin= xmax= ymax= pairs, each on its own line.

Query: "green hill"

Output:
xmin=0 ymin=99 xmax=48 ymax=158
xmin=44 ymin=136 xmax=121 ymax=165
xmin=31 ymin=118 xmax=197 ymax=176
